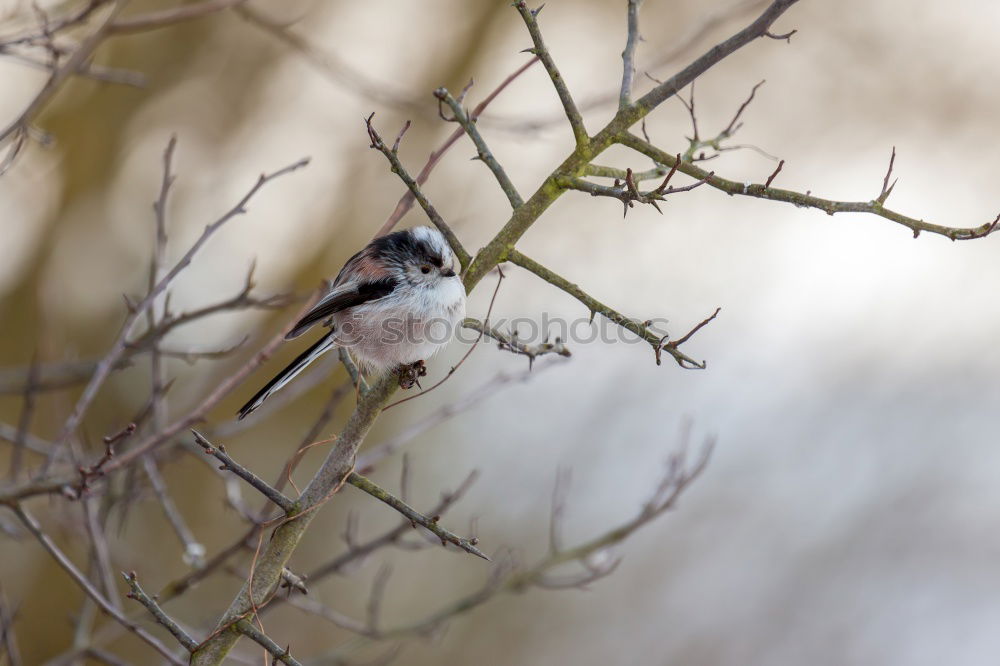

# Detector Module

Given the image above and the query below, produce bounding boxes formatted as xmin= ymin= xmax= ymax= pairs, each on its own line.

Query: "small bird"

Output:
xmin=237 ymin=226 xmax=466 ymax=419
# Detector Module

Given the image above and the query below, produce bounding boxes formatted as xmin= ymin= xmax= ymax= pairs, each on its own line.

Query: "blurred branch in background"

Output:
xmin=0 ymin=0 xmax=259 ymax=175
xmin=2 ymin=0 xmax=999 ymax=664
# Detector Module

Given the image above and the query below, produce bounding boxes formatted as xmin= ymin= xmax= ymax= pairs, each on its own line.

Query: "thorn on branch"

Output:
xmin=563 ymin=165 xmax=712 ymax=217
xmin=723 ymin=80 xmax=765 ymax=136
xmin=103 ymin=422 xmax=136 ymax=446
xmin=658 ymin=307 xmax=721 ymax=367
xmin=71 ymin=423 xmax=135 ymax=497
xmin=764 ymin=159 xmax=785 ymax=188
xmin=876 ymin=146 xmax=897 ymax=204
xmin=463 ymin=319 xmax=572 ymax=369
xmin=364 ymin=112 xmax=380 ymax=148
xmin=457 ymin=77 xmax=475 ymax=104
xmin=391 ymin=120 xmax=411 ymax=154
xmin=279 ymin=568 xmax=309 ymax=595
xmin=765 ymin=28 xmax=798 ymax=42
xmin=676 ymin=81 xmax=699 ymax=141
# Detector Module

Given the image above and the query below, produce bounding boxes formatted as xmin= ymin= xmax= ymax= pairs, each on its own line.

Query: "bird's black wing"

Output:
xmin=285 ymin=276 xmax=398 ymax=340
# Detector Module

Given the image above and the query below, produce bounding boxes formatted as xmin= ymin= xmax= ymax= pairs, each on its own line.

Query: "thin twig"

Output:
xmin=619 ymin=132 xmax=1000 ymax=241
xmin=434 ymin=88 xmax=523 ymax=208
xmin=877 ymin=145 xmax=897 ymax=204
xmin=619 ymin=0 xmax=643 ymax=108
xmin=51 ymin=147 xmax=310 ymax=450
xmin=12 ymin=506 xmax=186 ymax=666
xmin=375 ymin=57 xmax=539 ymax=236
xmin=234 ymin=620 xmax=303 ymax=666
xmin=191 ymin=430 xmax=295 ymax=513
xmin=462 ymin=319 xmax=571 ymax=370
xmin=345 ymin=473 xmax=488 ymax=560
xmin=306 ymin=471 xmax=479 ymax=583
xmin=506 ymin=249 xmax=708 ymax=368
xmin=513 ymin=1 xmax=589 ymax=146
xmin=764 ymin=159 xmax=784 ymax=188
xmin=122 ymin=572 xmax=200 ymax=653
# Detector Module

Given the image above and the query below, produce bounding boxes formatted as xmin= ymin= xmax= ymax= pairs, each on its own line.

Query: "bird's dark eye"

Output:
xmin=420 ymin=265 xmax=431 ymax=274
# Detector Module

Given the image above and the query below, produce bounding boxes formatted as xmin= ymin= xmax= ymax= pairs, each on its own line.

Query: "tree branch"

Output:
xmin=512 ymin=1 xmax=589 ymax=147
xmin=619 ymin=0 xmax=643 ymax=108
xmin=306 ymin=471 xmax=480 ymax=583
xmin=373 ymin=56 xmax=539 ymax=236
xmin=434 ymin=87 xmax=524 ymax=208
xmin=343 ymin=437 xmax=713 ymax=641
xmin=11 ymin=506 xmax=186 ymax=665
xmin=462 ymin=319 xmax=572 ymax=368
xmin=619 ymin=132 xmax=1000 ymax=240
xmin=345 ymin=472 xmax=487 ymax=560
xmin=190 ymin=377 xmax=399 ymax=665
xmin=621 ymin=0 xmax=799 ymax=128
xmin=122 ymin=572 xmax=199 ymax=653
xmin=51 ymin=147 xmax=309 ymax=450
xmin=234 ymin=620 xmax=303 ymax=666
xmin=191 ymin=430 xmax=295 ymax=513
xmin=506 ymin=249 xmax=710 ymax=368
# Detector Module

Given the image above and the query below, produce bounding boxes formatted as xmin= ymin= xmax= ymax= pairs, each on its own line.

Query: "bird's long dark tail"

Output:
xmin=237 ymin=331 xmax=337 ymax=420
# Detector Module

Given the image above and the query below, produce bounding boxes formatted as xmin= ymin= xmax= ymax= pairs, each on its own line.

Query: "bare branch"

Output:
xmin=12 ymin=506 xmax=186 ymax=665
xmin=234 ymin=620 xmax=303 ymax=666
xmin=619 ymin=0 xmax=643 ymax=108
xmin=512 ymin=1 xmax=589 ymax=146
xmin=51 ymin=143 xmax=309 ymax=450
xmin=191 ymin=430 xmax=295 ymax=513
xmin=350 ymin=437 xmax=713 ymax=642
xmin=0 ymin=1 xmax=127 ymax=146
xmin=462 ymin=319 xmax=572 ymax=369
xmin=142 ymin=456 xmax=205 ymax=567
xmin=558 ymin=167 xmax=713 ymax=216
xmin=506 ymin=249 xmax=709 ymax=368
xmin=307 ymin=471 xmax=479 ymax=583
xmin=346 ymin=472 xmax=488 ymax=560
xmin=877 ymin=145 xmax=897 ymax=204
xmin=107 ymin=0 xmax=248 ymax=35
xmin=619 ymin=132 xmax=1000 ymax=241
xmin=622 ymin=0 xmax=799 ymax=122
xmin=764 ymin=28 xmax=798 ymax=42
xmin=7 ymin=353 xmax=39 ymax=480
xmin=122 ymin=572 xmax=200 ymax=653
xmin=723 ymin=79 xmax=765 ymax=136
xmin=375 ymin=57 xmax=539 ymax=236
xmin=764 ymin=158 xmax=784 ymax=188
xmin=366 ymin=564 xmax=392 ymax=634
xmin=434 ymin=87 xmax=524 ymax=208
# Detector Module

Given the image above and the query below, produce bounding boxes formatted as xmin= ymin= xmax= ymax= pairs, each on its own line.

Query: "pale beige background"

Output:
xmin=2 ymin=1 xmax=999 ymax=664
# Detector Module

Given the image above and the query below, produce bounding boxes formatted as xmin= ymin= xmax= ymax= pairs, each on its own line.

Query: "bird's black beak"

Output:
xmin=441 ymin=268 xmax=456 ymax=278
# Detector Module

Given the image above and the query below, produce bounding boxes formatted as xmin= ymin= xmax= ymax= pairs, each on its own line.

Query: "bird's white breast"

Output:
xmin=332 ymin=278 xmax=465 ymax=372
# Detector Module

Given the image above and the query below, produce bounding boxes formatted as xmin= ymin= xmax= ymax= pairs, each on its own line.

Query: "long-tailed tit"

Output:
xmin=237 ymin=226 xmax=465 ymax=419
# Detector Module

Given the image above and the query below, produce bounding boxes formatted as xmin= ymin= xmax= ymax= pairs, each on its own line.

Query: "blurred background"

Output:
xmin=2 ymin=0 xmax=1000 ymax=664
